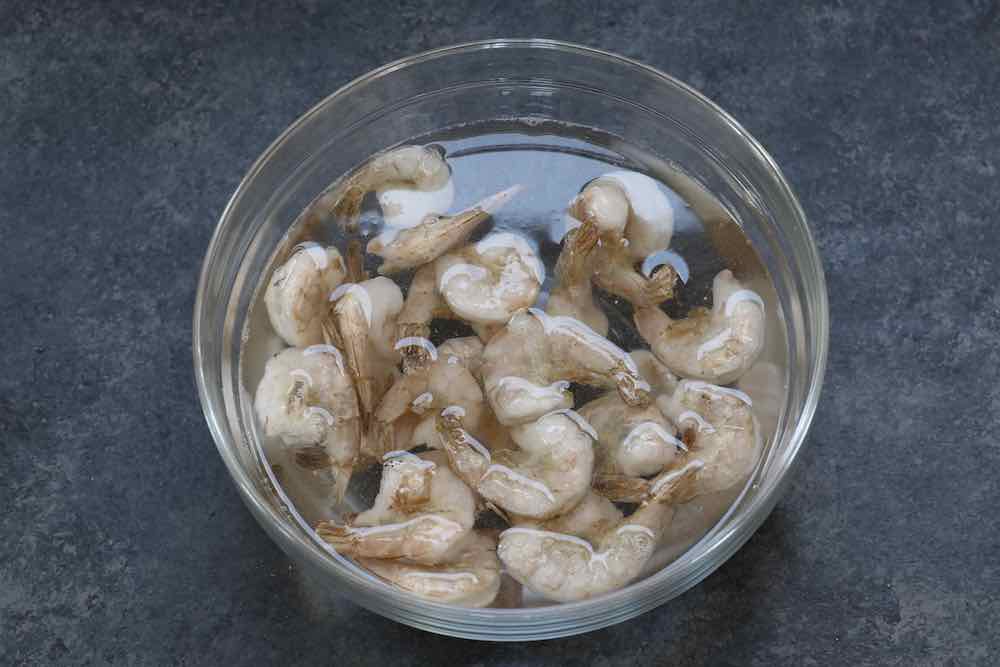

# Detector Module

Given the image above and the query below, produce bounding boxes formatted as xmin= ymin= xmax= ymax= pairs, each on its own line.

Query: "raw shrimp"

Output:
xmin=519 ymin=491 xmax=623 ymax=543
xmin=331 ymin=145 xmax=453 ymax=231
xmin=567 ymin=176 xmax=679 ymax=308
xmin=316 ymin=451 xmax=475 ymax=564
xmin=369 ymin=186 xmax=520 ymax=276
xmin=358 ymin=531 xmax=501 ymax=607
xmin=634 ymin=269 xmax=765 ymax=384
xmin=579 ymin=392 xmax=685 ymax=478
xmin=436 ymin=407 xmax=595 ymax=520
xmin=394 ymin=264 xmax=453 ymax=374
xmin=598 ymin=380 xmax=761 ymax=502
xmin=629 ymin=349 xmax=679 ymax=396
xmin=435 ymin=231 xmax=544 ymax=325
xmin=545 ymin=221 xmax=608 ymax=336
xmin=436 ymin=336 xmax=485 ymax=379
xmin=497 ymin=460 xmax=703 ymax=602
xmin=327 ymin=276 xmax=404 ymax=423
xmin=368 ymin=356 xmax=486 ymax=459
xmin=264 ymin=243 xmax=347 ymax=347
xmin=481 ymin=308 xmax=651 ymax=426
xmin=254 ymin=345 xmax=360 ymax=500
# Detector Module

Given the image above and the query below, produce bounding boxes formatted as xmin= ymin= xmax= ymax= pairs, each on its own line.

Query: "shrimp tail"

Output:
xmin=615 ymin=367 xmax=652 ymax=408
xmin=346 ymin=239 xmax=368 ymax=282
xmin=396 ymin=321 xmax=434 ymax=375
xmin=556 ymin=221 xmax=599 ymax=283
xmin=593 ymin=473 xmax=650 ymax=503
xmin=331 ymin=182 xmax=366 ymax=233
xmin=436 ymin=410 xmax=490 ymax=486
xmin=642 ymin=263 xmax=679 ymax=306
xmin=646 ymin=459 xmax=705 ymax=505
xmin=315 ymin=521 xmax=356 ymax=552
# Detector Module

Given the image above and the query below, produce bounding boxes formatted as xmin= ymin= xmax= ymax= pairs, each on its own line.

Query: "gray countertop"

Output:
xmin=3 ymin=2 xmax=999 ymax=664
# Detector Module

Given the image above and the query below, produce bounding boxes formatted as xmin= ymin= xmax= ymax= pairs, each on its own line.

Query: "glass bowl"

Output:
xmin=193 ymin=39 xmax=828 ymax=640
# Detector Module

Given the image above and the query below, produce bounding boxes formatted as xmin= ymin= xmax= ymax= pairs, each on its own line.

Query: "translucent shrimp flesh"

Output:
xmin=579 ymin=392 xmax=685 ymax=478
xmin=264 ymin=243 xmax=347 ymax=347
xmin=435 ymin=231 xmax=545 ymax=326
xmin=357 ymin=531 xmax=501 ymax=607
xmin=254 ymin=345 xmax=361 ymax=501
xmin=497 ymin=460 xmax=703 ymax=602
xmin=597 ymin=379 xmax=761 ymax=502
xmin=481 ymin=308 xmax=652 ymax=426
xmin=436 ymin=408 xmax=595 ymax=520
xmin=316 ymin=451 xmax=476 ymax=565
xmin=634 ymin=269 xmax=765 ymax=384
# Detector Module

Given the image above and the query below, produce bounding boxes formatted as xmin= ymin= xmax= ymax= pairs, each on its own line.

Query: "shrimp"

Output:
xmin=254 ymin=345 xmax=360 ymax=501
xmin=545 ymin=221 xmax=608 ymax=336
xmin=369 ymin=186 xmax=520 ymax=276
xmin=264 ymin=243 xmax=347 ymax=347
xmin=518 ymin=491 xmax=624 ymax=543
xmin=436 ymin=336 xmax=485 ymax=379
xmin=316 ymin=451 xmax=475 ymax=564
xmin=368 ymin=356 xmax=486 ymax=459
xmin=568 ymin=176 xmax=679 ymax=308
xmin=481 ymin=308 xmax=651 ymax=426
xmin=327 ymin=276 xmax=404 ymax=423
xmin=394 ymin=264 xmax=454 ymax=374
xmin=331 ymin=145 xmax=453 ymax=231
xmin=435 ymin=231 xmax=544 ymax=326
xmin=436 ymin=407 xmax=595 ymax=520
xmin=629 ymin=349 xmax=679 ymax=396
xmin=634 ymin=269 xmax=765 ymax=384
xmin=579 ymin=392 xmax=685 ymax=478
xmin=497 ymin=460 xmax=703 ymax=602
xmin=597 ymin=380 xmax=761 ymax=502
xmin=357 ymin=531 xmax=501 ymax=607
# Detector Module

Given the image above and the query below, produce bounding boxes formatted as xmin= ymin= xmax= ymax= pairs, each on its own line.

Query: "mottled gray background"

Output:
xmin=3 ymin=1 xmax=999 ymax=665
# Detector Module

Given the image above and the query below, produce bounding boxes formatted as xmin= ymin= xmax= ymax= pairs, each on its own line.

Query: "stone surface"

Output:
xmin=2 ymin=1 xmax=999 ymax=664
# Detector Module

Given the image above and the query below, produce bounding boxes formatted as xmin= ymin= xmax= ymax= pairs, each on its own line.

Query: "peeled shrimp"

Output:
xmin=327 ymin=276 xmax=404 ymax=423
xmin=635 ymin=269 xmax=765 ymax=384
xmin=519 ymin=491 xmax=624 ymax=543
xmin=497 ymin=460 xmax=703 ymax=602
xmin=332 ymin=145 xmax=453 ymax=231
xmin=437 ymin=407 xmax=595 ymax=520
xmin=481 ymin=308 xmax=651 ymax=426
xmin=546 ymin=221 xmax=608 ymax=336
xmin=629 ymin=349 xmax=679 ymax=397
xmin=369 ymin=186 xmax=520 ymax=276
xmin=394 ymin=264 xmax=454 ymax=374
xmin=264 ymin=243 xmax=347 ymax=347
xmin=316 ymin=451 xmax=475 ymax=564
xmin=435 ymin=232 xmax=544 ymax=326
xmin=254 ymin=345 xmax=360 ymax=500
xmin=568 ymin=176 xmax=679 ymax=308
xmin=368 ymin=356 xmax=486 ymax=459
xmin=358 ymin=531 xmax=501 ymax=607
xmin=598 ymin=380 xmax=761 ymax=502
xmin=579 ymin=392 xmax=685 ymax=478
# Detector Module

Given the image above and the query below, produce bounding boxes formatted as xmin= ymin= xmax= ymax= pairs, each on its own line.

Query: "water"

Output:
xmin=240 ymin=120 xmax=786 ymax=607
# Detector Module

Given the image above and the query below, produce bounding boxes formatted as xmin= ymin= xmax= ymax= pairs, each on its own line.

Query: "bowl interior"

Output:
xmin=194 ymin=39 xmax=828 ymax=640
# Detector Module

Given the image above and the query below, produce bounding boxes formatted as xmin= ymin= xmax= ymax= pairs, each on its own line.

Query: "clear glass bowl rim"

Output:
xmin=193 ymin=38 xmax=829 ymax=640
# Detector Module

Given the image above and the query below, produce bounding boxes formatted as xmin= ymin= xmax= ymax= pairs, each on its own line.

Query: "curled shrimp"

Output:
xmin=368 ymin=355 xmax=486 ymax=459
xmin=497 ymin=460 xmax=703 ymax=602
xmin=579 ymin=392 xmax=685 ymax=478
xmin=568 ymin=176 xmax=679 ymax=308
xmin=437 ymin=407 xmax=595 ymax=520
xmin=264 ymin=243 xmax=347 ymax=347
xmin=546 ymin=221 xmax=608 ymax=336
xmin=316 ymin=451 xmax=475 ymax=564
xmin=481 ymin=308 xmax=651 ymax=426
xmin=332 ymin=145 xmax=453 ymax=231
xmin=635 ymin=269 xmax=765 ymax=384
xmin=435 ymin=231 xmax=544 ymax=326
xmin=357 ymin=531 xmax=501 ymax=607
xmin=254 ymin=345 xmax=360 ymax=501
xmin=327 ymin=276 xmax=404 ymax=424
xmin=369 ymin=186 xmax=520 ymax=276
xmin=598 ymin=379 xmax=761 ymax=502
